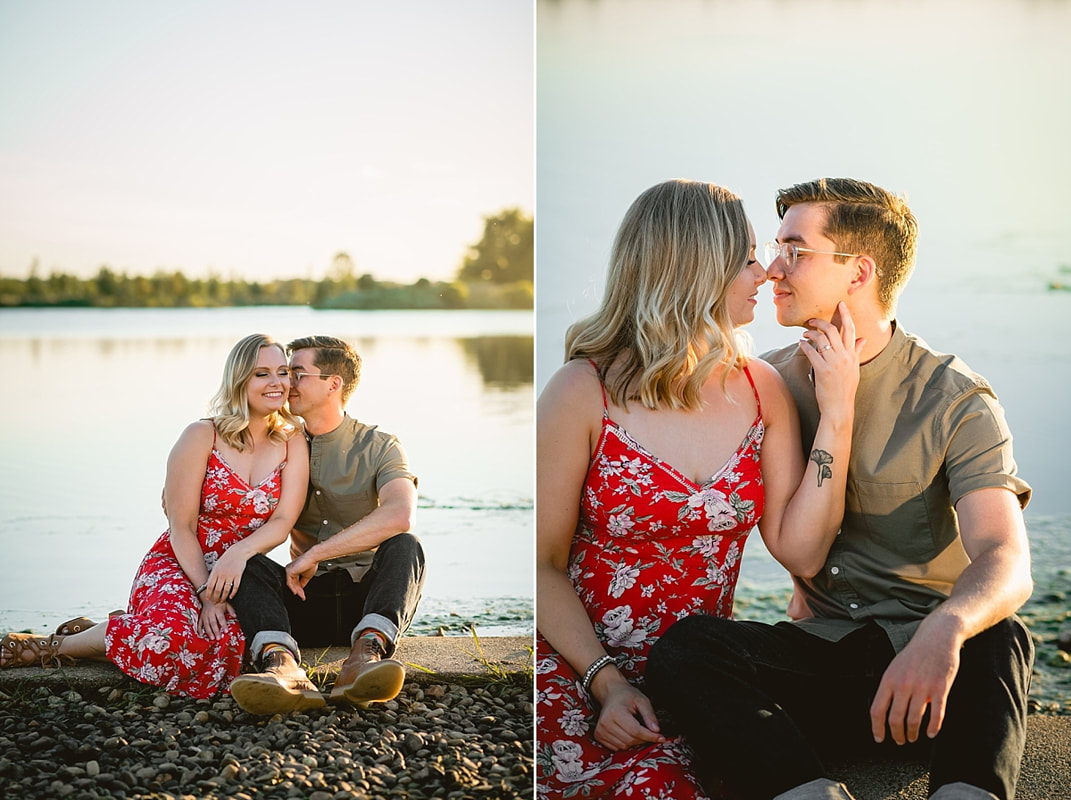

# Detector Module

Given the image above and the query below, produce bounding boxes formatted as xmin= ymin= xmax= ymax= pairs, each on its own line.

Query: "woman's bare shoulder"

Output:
xmin=539 ymin=358 xmax=606 ymax=423
xmin=744 ymin=358 xmax=794 ymax=415
xmin=171 ymin=419 xmax=216 ymax=453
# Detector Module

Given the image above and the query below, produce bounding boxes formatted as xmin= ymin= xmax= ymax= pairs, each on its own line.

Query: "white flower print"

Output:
xmin=607 ymin=512 xmax=635 ymax=537
xmin=137 ymin=627 xmax=173 ymax=655
xmin=550 ymin=740 xmax=600 ymax=783
xmin=245 ymin=488 xmax=274 ymax=515
xmin=619 ymin=768 xmax=650 ymax=797
xmin=558 ymin=707 xmax=588 ymax=737
xmin=690 ymin=535 xmax=720 ymax=558
xmin=682 ymin=486 xmax=739 ymax=531
xmin=708 ymin=513 xmax=739 ymax=532
xmin=600 ymin=605 xmax=649 ymax=649
xmin=535 ymin=657 xmax=558 ymax=675
xmin=607 ymin=560 xmax=640 ymax=597
xmin=537 ymin=686 xmax=563 ymax=707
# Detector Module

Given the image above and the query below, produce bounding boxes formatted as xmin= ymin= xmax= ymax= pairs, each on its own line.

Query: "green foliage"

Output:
xmin=0 ymin=208 xmax=534 ymax=310
xmin=457 ymin=208 xmax=533 ymax=285
xmin=0 ymin=268 xmax=322 ymax=308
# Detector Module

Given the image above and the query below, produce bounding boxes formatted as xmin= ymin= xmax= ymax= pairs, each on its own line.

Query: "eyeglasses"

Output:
xmin=764 ymin=242 xmax=862 ymax=273
xmin=291 ymin=370 xmax=336 ymax=384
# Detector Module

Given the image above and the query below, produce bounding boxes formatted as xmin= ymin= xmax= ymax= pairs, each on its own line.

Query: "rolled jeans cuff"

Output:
xmin=250 ymin=630 xmax=301 ymax=665
xmin=352 ymin=613 xmax=400 ymax=655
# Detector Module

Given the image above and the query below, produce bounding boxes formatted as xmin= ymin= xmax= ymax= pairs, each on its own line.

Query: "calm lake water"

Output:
xmin=537 ymin=0 xmax=1071 ymax=617
xmin=0 ymin=307 xmax=533 ymax=637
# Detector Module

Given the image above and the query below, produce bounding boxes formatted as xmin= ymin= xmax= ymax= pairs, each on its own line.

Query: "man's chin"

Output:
xmin=774 ymin=309 xmax=803 ymax=329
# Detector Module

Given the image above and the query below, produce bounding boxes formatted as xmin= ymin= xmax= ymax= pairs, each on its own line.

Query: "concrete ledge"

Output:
xmin=826 ymin=715 xmax=1071 ymax=800
xmin=0 ymin=635 xmax=533 ymax=696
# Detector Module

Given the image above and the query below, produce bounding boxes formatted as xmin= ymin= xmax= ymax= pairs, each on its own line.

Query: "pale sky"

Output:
xmin=0 ymin=1 xmax=533 ymax=282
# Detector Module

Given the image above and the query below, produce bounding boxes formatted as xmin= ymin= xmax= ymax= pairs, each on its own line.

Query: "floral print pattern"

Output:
xmin=536 ymin=368 xmax=764 ymax=799
xmin=105 ymin=448 xmax=285 ymax=699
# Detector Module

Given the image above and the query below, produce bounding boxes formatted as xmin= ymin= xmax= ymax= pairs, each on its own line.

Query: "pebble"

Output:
xmin=0 ymin=679 xmax=533 ymax=799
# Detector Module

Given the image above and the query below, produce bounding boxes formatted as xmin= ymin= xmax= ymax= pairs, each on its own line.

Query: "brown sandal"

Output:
xmin=0 ymin=632 xmax=77 ymax=669
xmin=55 ymin=609 xmax=124 ymax=636
xmin=55 ymin=616 xmax=96 ymax=636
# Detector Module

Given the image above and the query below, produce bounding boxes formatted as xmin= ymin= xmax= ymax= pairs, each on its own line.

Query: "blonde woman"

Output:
xmin=1 ymin=334 xmax=310 ymax=699
xmin=535 ymin=180 xmax=863 ymax=798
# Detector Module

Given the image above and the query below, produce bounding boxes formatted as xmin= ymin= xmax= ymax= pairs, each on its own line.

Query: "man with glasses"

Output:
xmin=647 ymin=178 xmax=1033 ymax=800
xmin=229 ymin=335 xmax=426 ymax=715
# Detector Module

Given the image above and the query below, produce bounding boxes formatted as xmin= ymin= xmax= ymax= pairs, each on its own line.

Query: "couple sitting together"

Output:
xmin=1 ymin=334 xmax=426 ymax=716
xmin=536 ymin=178 xmax=1033 ymax=800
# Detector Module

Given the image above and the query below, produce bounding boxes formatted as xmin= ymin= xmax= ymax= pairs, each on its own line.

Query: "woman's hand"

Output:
xmin=592 ymin=673 xmax=667 ymax=751
xmin=197 ymin=598 xmax=235 ymax=639
xmin=800 ymin=301 xmax=864 ymax=422
xmin=205 ymin=547 xmax=247 ymax=604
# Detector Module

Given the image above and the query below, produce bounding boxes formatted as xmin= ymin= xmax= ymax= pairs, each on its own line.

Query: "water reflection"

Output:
xmin=12 ymin=334 xmax=537 ymax=393
xmin=458 ymin=336 xmax=534 ymax=388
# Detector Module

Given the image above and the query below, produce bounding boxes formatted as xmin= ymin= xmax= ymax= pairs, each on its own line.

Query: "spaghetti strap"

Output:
xmin=742 ymin=363 xmax=762 ymax=416
xmin=587 ymin=358 xmax=608 ymax=411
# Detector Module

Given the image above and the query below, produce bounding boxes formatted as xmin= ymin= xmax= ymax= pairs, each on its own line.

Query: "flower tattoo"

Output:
xmin=810 ymin=448 xmax=833 ymax=487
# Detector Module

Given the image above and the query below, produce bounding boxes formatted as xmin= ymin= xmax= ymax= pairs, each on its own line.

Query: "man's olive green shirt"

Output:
xmin=762 ymin=323 xmax=1030 ymax=652
xmin=291 ymin=414 xmax=417 ymax=580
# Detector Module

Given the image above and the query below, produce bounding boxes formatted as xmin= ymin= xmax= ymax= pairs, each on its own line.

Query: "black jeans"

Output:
xmin=645 ymin=616 xmax=1033 ymax=800
xmin=231 ymin=532 xmax=426 ymax=661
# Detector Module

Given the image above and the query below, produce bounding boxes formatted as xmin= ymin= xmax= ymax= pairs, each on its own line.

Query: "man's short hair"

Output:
xmin=776 ymin=177 xmax=919 ymax=315
xmin=287 ymin=335 xmax=362 ymax=404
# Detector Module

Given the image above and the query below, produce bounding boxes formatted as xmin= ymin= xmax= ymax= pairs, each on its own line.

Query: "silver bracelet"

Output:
xmin=194 ymin=581 xmax=209 ymax=596
xmin=581 ymin=653 xmax=617 ymax=695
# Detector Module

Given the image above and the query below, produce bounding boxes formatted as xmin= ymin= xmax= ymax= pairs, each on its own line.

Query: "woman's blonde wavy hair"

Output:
xmin=208 ymin=334 xmax=300 ymax=451
xmin=566 ymin=179 xmax=752 ymax=411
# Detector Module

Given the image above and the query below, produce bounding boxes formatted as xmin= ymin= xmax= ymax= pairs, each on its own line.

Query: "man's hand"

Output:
xmin=285 ymin=552 xmax=320 ymax=600
xmin=870 ymin=616 xmax=963 ymax=744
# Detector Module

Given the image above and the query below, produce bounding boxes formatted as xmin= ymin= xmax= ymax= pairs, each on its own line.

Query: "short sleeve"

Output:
xmin=374 ymin=437 xmax=418 ymax=492
xmin=942 ymin=385 xmax=1031 ymax=509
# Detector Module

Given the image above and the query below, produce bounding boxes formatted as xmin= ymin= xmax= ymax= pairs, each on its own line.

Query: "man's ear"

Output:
xmin=847 ymin=255 xmax=879 ymax=295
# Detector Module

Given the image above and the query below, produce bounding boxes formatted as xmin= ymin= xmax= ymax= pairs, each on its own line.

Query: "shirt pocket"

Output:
xmin=851 ymin=480 xmax=936 ymax=561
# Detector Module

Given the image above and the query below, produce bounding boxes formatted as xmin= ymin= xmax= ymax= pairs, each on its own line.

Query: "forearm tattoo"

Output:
xmin=810 ymin=449 xmax=833 ymax=487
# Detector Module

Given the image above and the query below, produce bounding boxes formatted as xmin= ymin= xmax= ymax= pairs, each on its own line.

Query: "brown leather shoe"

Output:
xmin=329 ymin=635 xmax=405 ymax=707
xmin=229 ymin=649 xmax=326 ymax=715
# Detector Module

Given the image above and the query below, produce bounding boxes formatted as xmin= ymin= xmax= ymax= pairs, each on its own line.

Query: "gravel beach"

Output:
xmin=0 ymin=677 xmax=533 ymax=799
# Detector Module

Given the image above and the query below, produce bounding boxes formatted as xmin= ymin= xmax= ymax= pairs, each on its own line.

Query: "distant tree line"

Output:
xmin=0 ymin=208 xmax=532 ymax=310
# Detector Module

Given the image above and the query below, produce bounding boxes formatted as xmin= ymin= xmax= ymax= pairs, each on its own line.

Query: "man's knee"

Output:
xmin=242 ymin=553 xmax=287 ymax=588
xmin=648 ymin=615 xmax=737 ymax=686
xmin=374 ymin=532 xmax=425 ymax=568
xmin=963 ymin=616 xmax=1034 ymax=674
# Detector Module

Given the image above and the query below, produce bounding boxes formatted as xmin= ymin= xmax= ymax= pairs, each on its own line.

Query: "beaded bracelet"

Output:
xmin=581 ymin=653 xmax=618 ymax=695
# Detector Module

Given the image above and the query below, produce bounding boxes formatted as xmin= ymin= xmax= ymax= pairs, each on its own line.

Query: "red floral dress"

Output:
xmin=105 ymin=447 xmax=285 ymax=698
xmin=536 ymin=365 xmax=765 ymax=799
